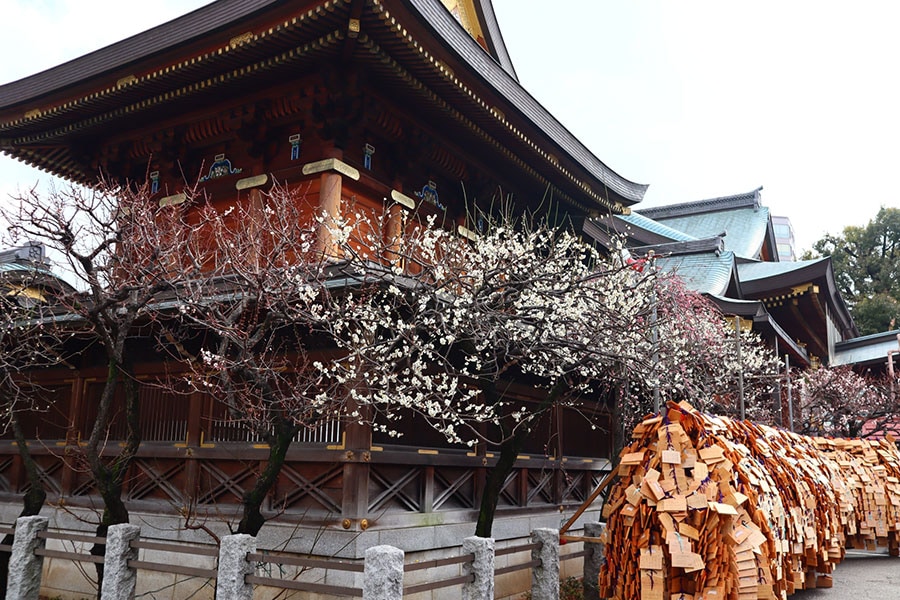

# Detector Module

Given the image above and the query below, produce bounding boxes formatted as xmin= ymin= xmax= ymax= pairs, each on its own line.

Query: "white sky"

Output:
xmin=2 ymin=0 xmax=899 ymax=252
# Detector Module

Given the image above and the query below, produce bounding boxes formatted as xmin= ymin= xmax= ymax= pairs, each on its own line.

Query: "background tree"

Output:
xmin=805 ymin=206 xmax=900 ymax=335
xmin=2 ymin=182 xmax=192 ymax=592
xmin=616 ymin=273 xmax=781 ymax=441
xmin=796 ymin=366 xmax=899 ymax=438
xmin=0 ymin=260 xmax=76 ymax=590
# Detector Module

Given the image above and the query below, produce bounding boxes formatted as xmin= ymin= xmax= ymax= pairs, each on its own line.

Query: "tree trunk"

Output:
xmin=473 ymin=380 xmax=568 ymax=538
xmin=88 ymin=361 xmax=141 ymax=598
xmin=0 ymin=411 xmax=47 ymax=592
xmin=237 ymin=419 xmax=299 ymax=536
xmin=475 ymin=427 xmax=529 ymax=538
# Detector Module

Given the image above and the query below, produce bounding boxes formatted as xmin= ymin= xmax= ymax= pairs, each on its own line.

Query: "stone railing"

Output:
xmin=4 ymin=516 xmax=607 ymax=599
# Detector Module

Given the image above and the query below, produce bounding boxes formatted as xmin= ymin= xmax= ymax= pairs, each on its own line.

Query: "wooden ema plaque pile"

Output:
xmin=599 ymin=401 xmax=900 ymax=600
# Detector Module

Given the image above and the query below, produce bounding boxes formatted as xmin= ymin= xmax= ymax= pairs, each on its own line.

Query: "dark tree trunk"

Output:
xmin=237 ymin=419 xmax=299 ymax=536
xmin=474 ymin=427 xmax=530 ymax=538
xmin=474 ymin=380 xmax=568 ymax=538
xmin=0 ymin=412 xmax=47 ymax=592
xmin=89 ymin=361 xmax=141 ymax=598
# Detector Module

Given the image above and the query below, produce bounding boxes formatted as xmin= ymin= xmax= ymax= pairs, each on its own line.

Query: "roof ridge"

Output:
xmin=637 ymin=186 xmax=763 ymax=219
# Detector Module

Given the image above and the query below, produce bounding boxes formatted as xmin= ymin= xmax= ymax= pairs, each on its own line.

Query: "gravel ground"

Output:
xmin=793 ymin=550 xmax=900 ymax=600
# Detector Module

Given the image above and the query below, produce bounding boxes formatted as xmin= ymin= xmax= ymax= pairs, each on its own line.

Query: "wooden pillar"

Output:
xmin=422 ymin=466 xmax=435 ymax=513
xmin=552 ymin=405 xmax=564 ymax=505
xmin=184 ymin=391 xmax=203 ymax=505
xmin=246 ymin=188 xmax=264 ymax=269
xmin=316 ymin=148 xmax=344 ymax=257
xmin=383 ymin=202 xmax=404 ymax=266
xmin=60 ymin=376 xmax=84 ymax=496
xmin=341 ymin=399 xmax=371 ymax=525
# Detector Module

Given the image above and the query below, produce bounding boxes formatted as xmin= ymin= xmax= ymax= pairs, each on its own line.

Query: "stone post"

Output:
xmin=6 ymin=515 xmax=49 ymax=600
xmin=531 ymin=528 xmax=560 ymax=600
xmin=216 ymin=534 xmax=256 ymax=600
xmin=363 ymin=545 xmax=404 ymax=600
xmin=583 ymin=522 xmax=606 ymax=600
xmin=101 ymin=523 xmax=141 ymax=600
xmin=462 ymin=536 xmax=495 ymax=600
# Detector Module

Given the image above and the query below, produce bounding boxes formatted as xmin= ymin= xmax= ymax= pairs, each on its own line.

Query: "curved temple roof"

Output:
xmin=637 ymin=188 xmax=772 ymax=260
xmin=0 ymin=0 xmax=646 ymax=212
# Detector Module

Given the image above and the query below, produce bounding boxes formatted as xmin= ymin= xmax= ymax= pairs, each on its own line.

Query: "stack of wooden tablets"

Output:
xmin=599 ymin=401 xmax=900 ymax=600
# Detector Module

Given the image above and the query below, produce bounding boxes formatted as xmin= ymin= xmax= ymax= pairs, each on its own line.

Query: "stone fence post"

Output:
xmin=462 ymin=535 xmax=495 ymax=600
xmin=101 ymin=523 xmax=141 ymax=600
xmin=531 ymin=528 xmax=560 ymax=600
xmin=363 ymin=545 xmax=404 ymax=600
xmin=6 ymin=515 xmax=49 ymax=600
xmin=216 ymin=534 xmax=256 ymax=600
xmin=583 ymin=522 xmax=606 ymax=600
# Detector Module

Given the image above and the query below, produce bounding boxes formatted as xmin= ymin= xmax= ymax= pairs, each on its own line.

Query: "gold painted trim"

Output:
xmin=390 ymin=189 xmax=416 ymax=209
xmin=417 ymin=449 xmax=439 ymax=455
xmin=457 ymin=225 xmax=478 ymax=241
xmin=326 ymin=432 xmax=346 ymax=450
xmin=301 ymin=158 xmax=360 ymax=180
xmin=229 ymin=32 xmax=255 ymax=48
xmin=2 ymin=5 xmax=347 ymax=140
xmin=159 ymin=193 xmax=186 ymax=207
xmin=116 ymin=75 xmax=137 ymax=89
xmin=236 ymin=174 xmax=269 ymax=190
xmin=348 ymin=18 xmax=361 ymax=38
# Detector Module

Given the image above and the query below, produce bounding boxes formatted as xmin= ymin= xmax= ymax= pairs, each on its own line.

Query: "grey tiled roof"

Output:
xmin=474 ymin=0 xmax=518 ymax=80
xmin=653 ymin=250 xmax=736 ymax=296
xmin=637 ymin=188 xmax=761 ymax=220
xmin=0 ymin=0 xmax=277 ymax=108
xmin=617 ymin=213 xmax=697 ymax=243
xmin=833 ymin=330 xmax=900 ymax=367
xmin=643 ymin=205 xmax=770 ymax=260
xmin=737 ymin=257 xmax=829 ymax=283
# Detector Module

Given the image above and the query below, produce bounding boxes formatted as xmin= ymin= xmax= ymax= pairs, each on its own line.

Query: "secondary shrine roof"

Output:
xmin=652 ymin=250 xmax=736 ymax=296
xmin=736 ymin=257 xmax=832 ymax=294
xmin=636 ymin=188 xmax=773 ymax=260
xmin=833 ymin=330 xmax=900 ymax=369
xmin=617 ymin=212 xmax=698 ymax=243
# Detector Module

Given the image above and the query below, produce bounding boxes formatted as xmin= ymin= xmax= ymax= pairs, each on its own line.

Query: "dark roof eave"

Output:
xmin=739 ymin=258 xmax=832 ymax=296
xmin=0 ymin=0 xmax=285 ymax=110
xmin=630 ymin=236 xmax=725 ymax=258
xmin=402 ymin=0 xmax=647 ymax=206
xmin=741 ymin=256 xmax=858 ymax=339
xmin=473 ymin=0 xmax=517 ymax=80
xmin=835 ymin=329 xmax=900 ymax=351
xmin=705 ymin=293 xmax=809 ymax=365
xmin=0 ymin=0 xmax=647 ymax=208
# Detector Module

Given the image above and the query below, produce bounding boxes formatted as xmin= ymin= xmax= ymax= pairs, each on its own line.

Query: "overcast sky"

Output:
xmin=2 ymin=0 xmax=898 ymax=252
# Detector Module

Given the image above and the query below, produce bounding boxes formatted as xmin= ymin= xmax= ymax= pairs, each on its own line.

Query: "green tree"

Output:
xmin=805 ymin=207 xmax=900 ymax=335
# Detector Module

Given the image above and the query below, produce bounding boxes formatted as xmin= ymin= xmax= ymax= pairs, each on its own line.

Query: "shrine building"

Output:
xmin=0 ymin=0 xmax=647 ymax=575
